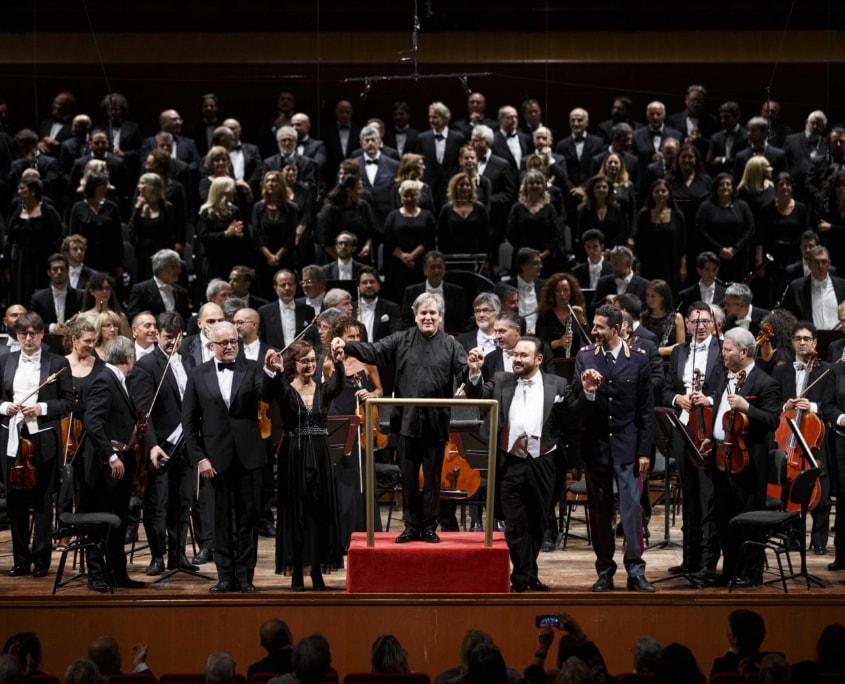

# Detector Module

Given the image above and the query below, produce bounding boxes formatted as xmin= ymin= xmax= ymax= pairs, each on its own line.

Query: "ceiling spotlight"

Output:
xmin=360 ymin=80 xmax=372 ymax=100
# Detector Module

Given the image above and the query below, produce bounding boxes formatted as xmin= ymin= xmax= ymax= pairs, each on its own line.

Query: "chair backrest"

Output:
xmin=710 ymin=673 xmax=759 ymax=684
xmin=108 ymin=675 xmax=158 ymax=684
xmin=614 ymin=673 xmax=654 ymax=684
xmin=249 ymin=673 xmax=281 ymax=684
xmin=159 ymin=675 xmax=244 ymax=684
xmin=788 ymin=467 xmax=821 ymax=508
xmin=343 ymin=674 xmax=430 ymax=684
xmin=30 ymin=675 xmax=61 ymax=684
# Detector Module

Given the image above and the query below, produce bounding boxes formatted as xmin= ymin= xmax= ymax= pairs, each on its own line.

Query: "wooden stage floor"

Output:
xmin=2 ymin=502 xmax=844 ymax=679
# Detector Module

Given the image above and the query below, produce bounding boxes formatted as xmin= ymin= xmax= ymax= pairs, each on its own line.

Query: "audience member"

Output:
xmin=370 ymin=635 xmax=410 ymax=674
xmin=248 ymin=619 xmax=294 ymax=680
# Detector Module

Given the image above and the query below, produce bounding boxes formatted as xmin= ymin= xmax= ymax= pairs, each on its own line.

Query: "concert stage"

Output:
xmin=2 ymin=520 xmax=844 ymax=679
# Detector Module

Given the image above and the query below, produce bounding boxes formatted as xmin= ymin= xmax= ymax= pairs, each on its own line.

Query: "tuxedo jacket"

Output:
xmin=400 ymin=283 xmax=467 ymax=334
xmin=827 ymin=337 xmax=845 ymax=364
xmin=81 ymin=365 xmax=140 ymax=488
xmin=58 ymin=137 xmax=89 ymax=179
xmin=352 ymin=297 xmax=401 ymax=341
xmin=781 ymin=260 xmax=839 ymax=282
xmin=571 ymin=259 xmax=612 ymax=290
xmin=631 ymin=323 xmax=657 ymax=344
xmin=384 ymin=127 xmax=420 ymax=156
xmin=350 ymin=145 xmax=400 ymax=162
xmin=571 ymin=342 xmax=654 ymax=463
xmin=182 ymin=356 xmax=271 ymax=473
xmin=591 ymin=273 xmax=649 ymax=312
xmin=30 ymin=286 xmax=84 ymax=326
xmin=140 ymin=134 xmax=200 ymax=171
xmin=706 ymin=127 xmax=749 ymax=175
xmin=666 ymin=110 xmax=720 ymax=141
xmin=37 ymin=117 xmax=73 ymax=145
xmin=187 ymin=118 xmax=219 ymax=157
xmin=481 ymin=345 xmax=555 ymax=378
xmin=234 ymin=142 xmax=265 ymax=195
xmin=733 ymin=145 xmax=787 ymax=184
xmin=466 ymin=370 xmax=571 ymax=456
xmin=299 ymin=138 xmax=327 ymax=171
xmin=724 ymin=306 xmax=772 ymax=338
xmin=323 ymin=122 xmax=363 ymax=179
xmin=128 ymin=347 xmax=196 ymax=450
xmin=555 ymin=134 xmax=605 ymax=187
xmin=631 ymin=125 xmax=684 ymax=170
xmin=263 ymin=152 xmax=318 ymax=191
xmin=772 ymin=359 xmax=837 ymax=425
xmin=257 ymin=300 xmax=315 ymax=349
xmin=70 ymin=264 xmax=96 ymax=291
xmin=9 ymin=155 xmax=62 ymax=201
xmin=451 ymin=117 xmax=497 ymax=140
xmin=414 ymin=129 xmax=467 ymax=208
xmin=126 ymin=277 xmax=191 ymax=322
xmin=97 ymin=120 xmax=143 ymax=155
xmin=490 ymin=130 xmax=533 ymax=171
xmin=785 ymin=274 xmax=845 ymax=324
xmin=322 ymin=259 xmax=366 ymax=281
xmin=677 ymin=281 xmax=727 ymax=313
xmin=356 ymin=154 xmax=400 ymax=227
xmin=0 ymin=351 xmax=74 ymax=465
xmin=663 ymin=339 xmax=726 ymax=408
xmin=480 ymin=153 xmax=518 ymax=233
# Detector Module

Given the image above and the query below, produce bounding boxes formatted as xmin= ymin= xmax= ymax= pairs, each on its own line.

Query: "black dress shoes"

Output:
xmin=210 ymin=581 xmax=234 ymax=593
xmin=423 ymin=529 xmax=441 ymax=543
xmin=146 ymin=557 xmax=165 ymax=576
xmin=32 ymin=566 xmax=49 ymax=578
xmin=731 ymin=576 xmax=753 ymax=588
xmin=395 ymin=528 xmax=421 ymax=544
xmin=116 ymin=577 xmax=145 ymax=589
xmin=192 ymin=548 xmax=213 ymax=564
xmin=469 ymin=520 xmax=483 ymax=532
xmin=828 ymin=559 xmax=844 ymax=571
xmin=7 ymin=564 xmax=31 ymax=577
xmin=626 ymin=575 xmax=656 ymax=592
xmin=510 ymin=583 xmax=526 ymax=593
xmin=88 ymin=579 xmax=110 ymax=593
xmin=258 ymin=521 xmax=276 ymax=538
xmin=591 ymin=574 xmax=614 ymax=592
xmin=240 ymin=582 xmax=256 ymax=593
xmin=528 ymin=578 xmax=551 ymax=592
xmin=814 ymin=545 xmax=828 ymax=556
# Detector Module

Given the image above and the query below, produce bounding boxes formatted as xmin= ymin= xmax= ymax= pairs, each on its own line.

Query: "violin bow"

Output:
xmin=146 ymin=331 xmax=183 ymax=421
xmin=280 ymin=317 xmax=318 ymax=353
xmin=18 ymin=366 xmax=67 ymax=405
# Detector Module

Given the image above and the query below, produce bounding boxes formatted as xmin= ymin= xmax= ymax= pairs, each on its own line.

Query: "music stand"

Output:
xmin=327 ymin=416 xmax=362 ymax=465
xmin=649 ymin=408 xmax=700 ymax=588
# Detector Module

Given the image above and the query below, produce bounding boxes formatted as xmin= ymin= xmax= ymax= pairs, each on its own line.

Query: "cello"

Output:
xmin=418 ymin=434 xmax=481 ymax=499
xmin=686 ymin=368 xmax=713 ymax=465
xmin=714 ymin=369 xmax=751 ymax=473
xmin=772 ymin=350 xmax=824 ymax=511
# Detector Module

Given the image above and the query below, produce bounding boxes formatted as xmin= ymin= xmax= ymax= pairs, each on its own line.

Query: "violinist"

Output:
xmin=126 ymin=312 xmax=195 ymax=576
xmin=699 ymin=328 xmax=779 ymax=587
xmin=663 ymin=302 xmax=725 ymax=577
xmin=771 ymin=322 xmax=837 ymax=556
xmin=80 ymin=336 xmax=145 ymax=592
xmin=1 ymin=312 xmax=74 ymax=579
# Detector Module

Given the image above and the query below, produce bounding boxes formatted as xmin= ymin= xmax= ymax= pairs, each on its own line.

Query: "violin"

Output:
xmin=352 ymin=372 xmax=388 ymax=450
xmin=258 ymin=401 xmax=272 ymax=440
xmin=9 ymin=428 xmax=38 ymax=490
xmin=714 ymin=369 xmax=751 ymax=473
xmin=61 ymin=413 xmax=85 ymax=466
xmin=686 ymin=368 xmax=713 ymax=466
xmin=418 ymin=434 xmax=481 ymax=498
xmin=127 ymin=412 xmax=149 ymax=497
xmin=772 ymin=350 xmax=823 ymax=511
xmin=755 ymin=321 xmax=774 ymax=349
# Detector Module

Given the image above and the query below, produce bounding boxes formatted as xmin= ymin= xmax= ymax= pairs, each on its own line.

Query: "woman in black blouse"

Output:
xmin=436 ymin=172 xmax=490 ymax=260
xmin=317 ymin=175 xmax=375 ymax=264
xmin=68 ymin=172 xmax=123 ymax=281
xmin=129 ymin=172 xmax=176 ymax=282
xmin=383 ymin=179 xmax=436 ymax=296
xmin=253 ymin=170 xmax=300 ymax=288
xmin=666 ymin=143 xmax=712 ymax=274
xmin=634 ymin=178 xmax=686 ymax=289
xmin=576 ymin=174 xmax=629 ymax=252
xmin=759 ymin=171 xmax=808 ymax=301
xmin=197 ymin=176 xmax=255 ymax=281
xmin=507 ymin=169 xmax=559 ymax=274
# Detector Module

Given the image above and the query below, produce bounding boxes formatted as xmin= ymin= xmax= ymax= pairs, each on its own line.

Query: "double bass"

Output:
xmin=772 ymin=350 xmax=824 ymax=511
xmin=714 ymin=370 xmax=750 ymax=473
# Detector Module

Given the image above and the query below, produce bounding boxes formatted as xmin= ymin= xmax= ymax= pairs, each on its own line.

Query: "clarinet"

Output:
xmin=659 ymin=308 xmax=679 ymax=347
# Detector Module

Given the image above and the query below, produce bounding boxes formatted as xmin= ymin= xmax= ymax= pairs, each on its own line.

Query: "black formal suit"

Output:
xmin=451 ymin=117 xmax=497 ymax=140
xmin=263 ymin=152 xmax=318 ymax=192
xmin=183 ymin=356 xmax=271 ymax=586
xmin=631 ymin=125 xmax=684 ymax=171
xmin=68 ymin=264 xmax=96 ymax=291
xmin=772 ymin=357 xmax=836 ymax=549
xmin=490 ymin=130 xmax=533 ymax=171
xmin=29 ymin=286 xmax=84 ymax=329
xmin=783 ymin=132 xmax=828 ymax=189
xmin=126 ymin=277 xmax=191 ymax=322
xmin=81 ymin=365 xmax=142 ymax=584
xmin=479 ymin=152 xmax=518 ymax=245
xmin=706 ymin=127 xmax=749 ymax=176
xmin=356 ymin=154 xmax=400 ymax=230
xmin=296 ymin=137 xmax=326 ymax=172
xmin=37 ymin=117 xmax=73 ymax=146
xmin=663 ymin=338 xmax=726 ymax=570
xmin=384 ymin=127 xmax=420 ymax=157
xmin=827 ymin=337 xmax=845 ymax=364
xmin=187 ymin=118 xmax=219 ymax=158
xmin=466 ymin=369 xmax=571 ymax=589
xmin=247 ymin=649 xmax=294 ymax=682
xmin=591 ymin=273 xmax=649 ymax=314
xmin=350 ymin=144 xmax=400 ymax=162
xmin=677 ymin=281 xmax=727 ymax=313
xmin=58 ymin=136 xmax=90 ymax=180
xmin=323 ymin=122 xmax=363 ymax=183
xmin=414 ymin=128 xmax=467 ymax=210
xmin=591 ymin=149 xmax=641 ymax=188
xmin=724 ymin=306 xmax=771 ymax=338
xmin=785 ymin=274 xmax=845 ymax=325
xmin=140 ymin=134 xmax=201 ymax=171
xmin=98 ymin=120 xmax=143 ymax=160
xmin=231 ymin=142 xmax=265 ymax=196
xmin=127 ymin=347 xmax=196 ymax=566
xmin=571 ymin=259 xmax=612 ymax=290
xmin=666 ymin=110 xmax=720 ymax=141
xmin=831 ymin=367 xmax=845 ymax=564
xmin=570 ymin=342 xmax=654 ymax=580
xmin=555 ymin=134 xmax=605 ymax=188
xmin=732 ymin=145 xmax=787 ymax=184
xmin=630 ymin=323 xmax=657 ymax=344
xmin=400 ymin=283 xmax=467 ymax=334
xmin=352 ymin=297 xmax=401 ymax=342
xmin=322 ymin=259 xmax=366 ymax=281
xmin=257 ymin=299 xmax=315 ymax=349
xmin=597 ymin=118 xmax=643 ymax=143
xmin=706 ymin=364 xmax=780 ymax=580
xmin=0 ymin=350 xmax=73 ymax=572
xmin=181 ymin=333 xmax=211 ymax=367
xmin=481 ymin=345 xmax=555 ymax=377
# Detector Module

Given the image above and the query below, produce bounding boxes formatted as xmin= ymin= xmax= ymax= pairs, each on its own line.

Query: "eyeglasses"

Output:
xmin=296 ymin=357 xmax=317 ymax=365
xmin=690 ymin=319 xmax=712 ymax=326
xmin=211 ymin=339 xmax=239 ymax=348
xmin=233 ymin=319 xmax=255 ymax=326
xmin=300 ymin=279 xmax=315 ymax=286
xmin=474 ymin=307 xmax=494 ymax=314
xmin=792 ymin=336 xmax=814 ymax=342
xmin=18 ymin=331 xmax=41 ymax=338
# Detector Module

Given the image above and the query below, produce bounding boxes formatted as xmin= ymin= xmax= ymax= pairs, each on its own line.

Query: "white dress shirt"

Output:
xmin=811 ymin=276 xmax=839 ymax=330
xmin=154 ymin=275 xmax=176 ymax=312
xmin=2 ymin=351 xmax=48 ymax=457
xmin=279 ymin=299 xmax=297 ymax=346
xmin=506 ymin=373 xmax=544 ymax=458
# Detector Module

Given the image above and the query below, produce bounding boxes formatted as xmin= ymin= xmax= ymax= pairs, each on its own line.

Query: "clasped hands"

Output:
xmin=5 ymin=404 xmax=41 ymax=418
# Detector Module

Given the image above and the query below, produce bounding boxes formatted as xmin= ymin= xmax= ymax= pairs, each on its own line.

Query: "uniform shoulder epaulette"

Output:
xmin=579 ymin=344 xmax=591 ymax=353
xmin=634 ymin=347 xmax=647 ymax=354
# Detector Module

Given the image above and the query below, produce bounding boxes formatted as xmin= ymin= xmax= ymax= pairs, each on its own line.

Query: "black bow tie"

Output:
xmin=232 ymin=144 xmax=242 ymax=151
xmin=573 ymin=136 xmax=585 ymax=142
xmin=338 ymin=125 xmax=350 ymax=130
xmin=365 ymin=158 xmax=379 ymax=165
xmin=434 ymin=133 xmax=444 ymax=141
xmin=395 ymin=127 xmax=408 ymax=133
xmin=649 ymin=129 xmax=662 ymax=137
xmin=217 ymin=362 xmax=236 ymax=372
xmin=508 ymin=132 xmax=518 ymax=139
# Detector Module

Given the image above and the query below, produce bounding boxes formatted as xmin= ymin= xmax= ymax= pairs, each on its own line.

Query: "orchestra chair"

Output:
xmin=30 ymin=675 xmax=61 ymax=684
xmin=159 ymin=674 xmax=246 ymax=684
xmin=107 ymin=674 xmax=157 ymax=684
xmin=728 ymin=465 xmax=822 ymax=593
xmin=562 ymin=477 xmax=618 ymax=550
xmin=710 ymin=673 xmax=759 ymax=684
xmin=343 ymin=673 xmax=430 ymax=684
xmin=52 ymin=473 xmax=122 ymax=594
xmin=614 ymin=673 xmax=655 ymax=684
xmin=249 ymin=674 xmax=282 ymax=684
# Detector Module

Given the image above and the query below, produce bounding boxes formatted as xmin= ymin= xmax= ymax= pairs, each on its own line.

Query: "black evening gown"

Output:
xmin=5 ymin=203 xmax=63 ymax=306
xmin=276 ymin=364 xmax=344 ymax=575
xmin=634 ymin=209 xmax=686 ymax=290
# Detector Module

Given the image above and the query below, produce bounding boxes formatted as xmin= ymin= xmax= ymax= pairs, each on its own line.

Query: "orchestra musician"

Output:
xmin=699 ymin=327 xmax=780 ymax=587
xmin=829 ymin=364 xmax=845 ymax=571
xmin=663 ymin=302 xmax=725 ymax=577
xmin=771 ymin=321 xmax=837 ymax=556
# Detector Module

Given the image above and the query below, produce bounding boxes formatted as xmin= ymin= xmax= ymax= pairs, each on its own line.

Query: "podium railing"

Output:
xmin=362 ymin=397 xmax=500 ymax=548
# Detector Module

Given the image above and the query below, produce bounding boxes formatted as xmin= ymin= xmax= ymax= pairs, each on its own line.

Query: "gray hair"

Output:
xmin=633 ymin=637 xmax=663 ymax=673
xmin=151 ymin=248 xmax=180 ymax=275
xmin=473 ymin=292 xmax=501 ymax=312
xmin=317 ymin=307 xmax=344 ymax=326
xmin=746 ymin=116 xmax=768 ymax=133
xmin=103 ymin=336 xmax=135 ymax=365
xmin=609 ymin=245 xmax=634 ymax=262
xmin=276 ymin=125 xmax=297 ymax=142
xmin=711 ymin=304 xmax=726 ymax=330
xmin=611 ymin=122 xmax=633 ymax=138
xmin=473 ymin=125 xmax=494 ymax=145
xmin=808 ymin=110 xmax=828 ymax=125
xmin=209 ymin=320 xmax=237 ymax=341
xmin=222 ymin=297 xmax=246 ymax=318
xmin=412 ymin=292 xmax=444 ymax=315
xmin=206 ymin=278 xmax=230 ymax=301
xmin=398 ymin=179 xmax=423 ymax=196
xmin=204 ymin=652 xmax=235 ymax=684
xmin=323 ymin=288 xmax=351 ymax=309
xmin=725 ymin=326 xmax=756 ymax=356
xmin=428 ymin=101 xmax=451 ymax=123
xmin=724 ymin=282 xmax=753 ymax=305
xmin=359 ymin=125 xmax=380 ymax=141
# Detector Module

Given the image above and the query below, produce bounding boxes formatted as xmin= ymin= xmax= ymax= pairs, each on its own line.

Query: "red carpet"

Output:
xmin=346 ymin=532 xmax=511 ymax=593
